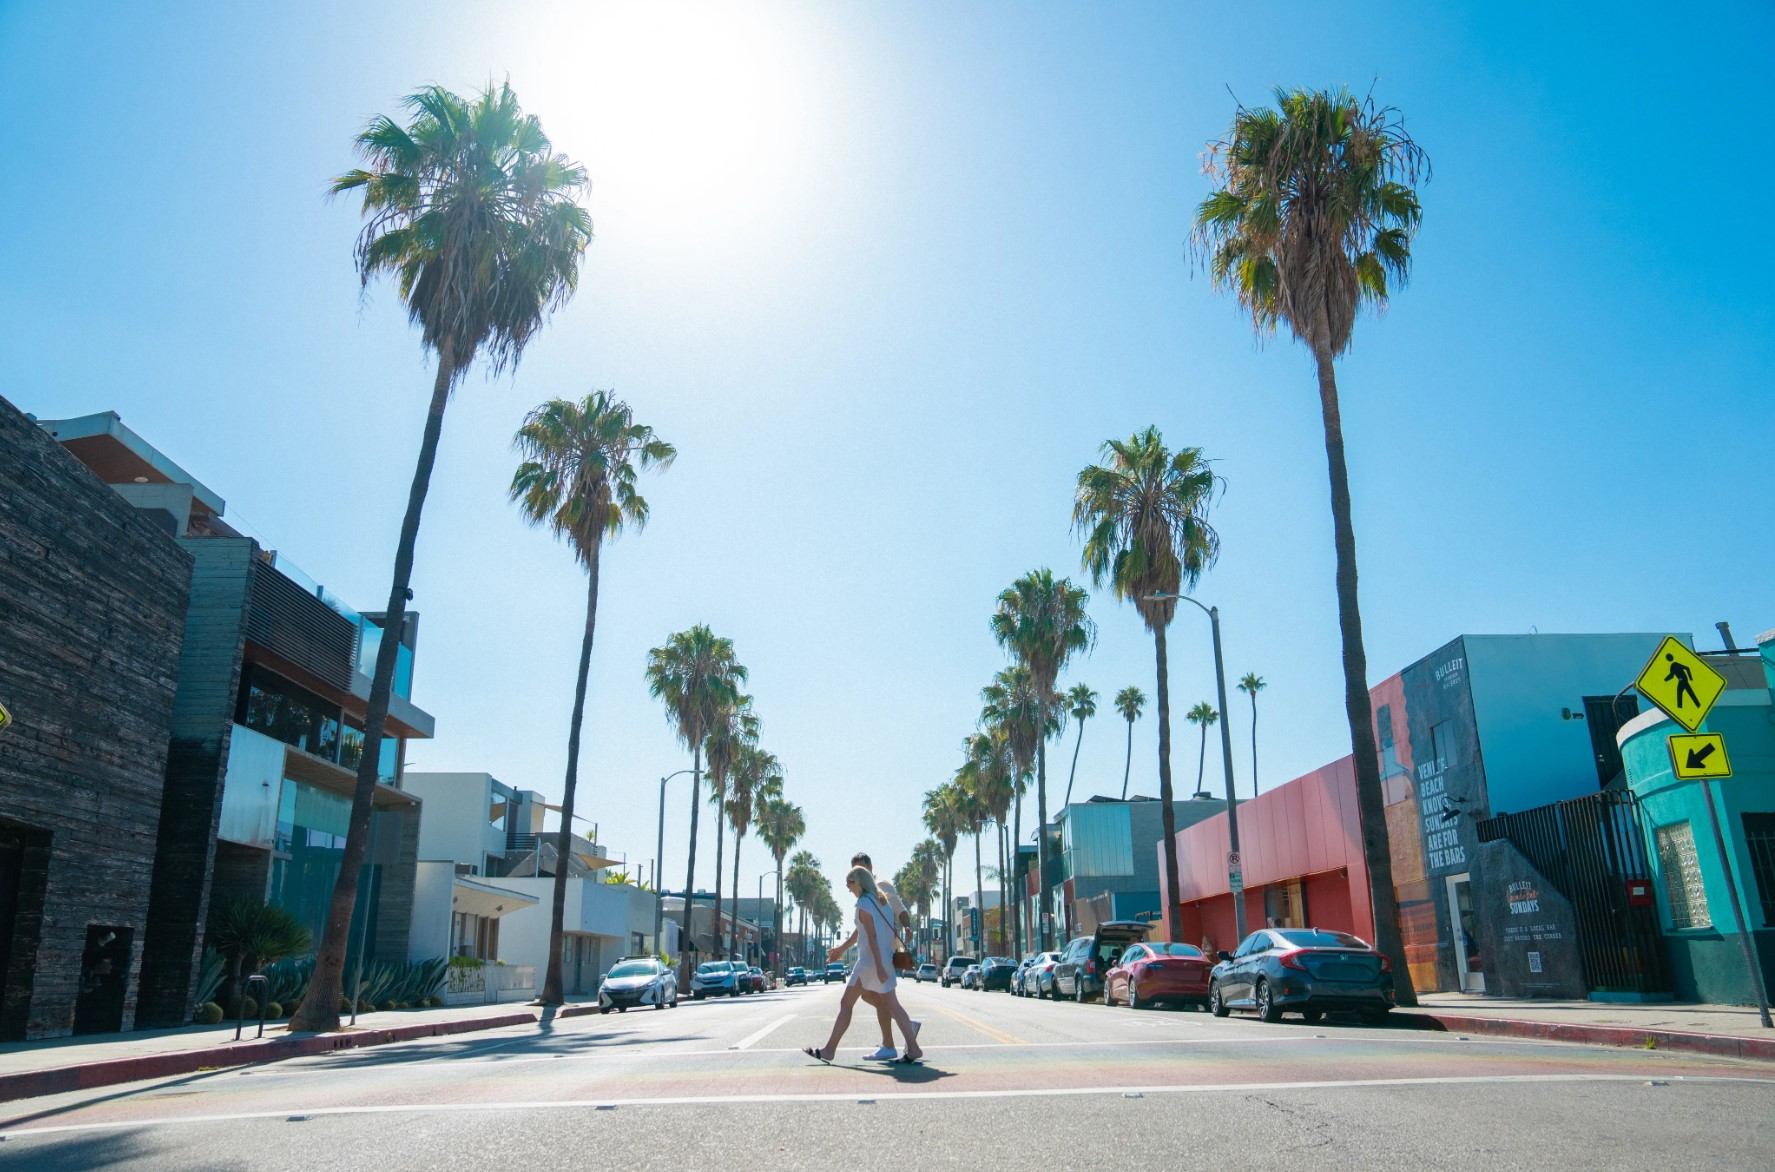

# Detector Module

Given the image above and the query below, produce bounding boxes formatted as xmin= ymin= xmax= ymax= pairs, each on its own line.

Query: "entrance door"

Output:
xmin=73 ymin=925 xmax=133 ymax=1034
xmin=1445 ymin=874 xmax=1485 ymax=993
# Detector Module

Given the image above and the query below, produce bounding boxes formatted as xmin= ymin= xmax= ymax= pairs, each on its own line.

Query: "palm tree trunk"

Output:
xmin=1195 ymin=721 xmax=1208 ymax=797
xmin=972 ymin=830 xmax=984 ymax=957
xmin=996 ymin=822 xmax=1009 ymax=956
xmin=679 ymin=741 xmax=703 ymax=979
xmin=729 ymin=830 xmax=743 ymax=964
xmin=1154 ymin=624 xmax=1183 ymax=945
xmin=1248 ymin=692 xmax=1259 ymax=801
xmin=710 ymin=787 xmax=725 ymax=959
xmin=1314 ymin=341 xmax=1415 ymax=1005
xmin=1035 ymin=734 xmax=1051 ymax=950
xmin=1011 ymin=789 xmax=1023 ymax=957
xmin=540 ymin=542 xmax=601 ymax=1004
xmin=1063 ymin=720 xmax=1086 ymax=807
xmin=1120 ymin=717 xmax=1134 ymax=800
xmin=294 ymin=342 xmax=455 ymax=1033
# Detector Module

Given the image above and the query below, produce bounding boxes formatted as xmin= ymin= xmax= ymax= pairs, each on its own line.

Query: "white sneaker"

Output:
xmin=865 ymin=1046 xmax=898 ymax=1061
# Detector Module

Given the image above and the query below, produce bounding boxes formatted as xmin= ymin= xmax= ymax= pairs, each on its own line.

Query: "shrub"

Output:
xmin=263 ymin=1002 xmax=283 ymax=1019
xmin=199 ymin=1002 xmax=224 ymax=1025
xmin=195 ymin=948 xmax=226 ymax=1007
xmin=240 ymin=997 xmax=258 ymax=1019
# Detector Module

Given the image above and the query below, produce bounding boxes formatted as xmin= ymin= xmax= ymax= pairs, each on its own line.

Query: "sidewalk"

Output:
xmin=1397 ymin=991 xmax=1775 ymax=1061
xmin=0 ymin=999 xmax=602 ymax=1103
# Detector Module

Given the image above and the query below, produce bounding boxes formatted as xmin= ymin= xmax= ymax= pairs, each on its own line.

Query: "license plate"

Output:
xmin=1321 ymin=962 xmax=1370 ymax=981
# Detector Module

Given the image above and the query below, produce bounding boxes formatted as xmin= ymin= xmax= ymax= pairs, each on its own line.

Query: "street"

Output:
xmin=3 ymin=981 xmax=1772 ymax=1170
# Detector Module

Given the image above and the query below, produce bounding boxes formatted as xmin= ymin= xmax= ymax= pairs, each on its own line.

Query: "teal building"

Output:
xmin=1619 ymin=631 xmax=1775 ymax=1005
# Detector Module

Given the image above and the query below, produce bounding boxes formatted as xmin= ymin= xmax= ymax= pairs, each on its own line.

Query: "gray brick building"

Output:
xmin=0 ymin=396 xmax=191 ymax=1039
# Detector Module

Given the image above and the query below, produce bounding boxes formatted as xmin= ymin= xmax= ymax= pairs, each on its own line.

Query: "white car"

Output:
xmin=915 ymin=963 xmax=939 ymax=983
xmin=598 ymin=957 xmax=678 ymax=1013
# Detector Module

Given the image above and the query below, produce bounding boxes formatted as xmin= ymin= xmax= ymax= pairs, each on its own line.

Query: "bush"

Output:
xmin=199 ymin=1002 xmax=224 ymax=1025
xmin=263 ymin=1002 xmax=283 ymax=1019
xmin=240 ymin=997 xmax=258 ymax=1019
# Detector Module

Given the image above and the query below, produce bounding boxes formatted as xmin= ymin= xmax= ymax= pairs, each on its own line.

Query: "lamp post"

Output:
xmin=1145 ymin=592 xmax=1246 ymax=942
xmin=652 ymin=769 xmax=696 ymax=959
xmin=758 ymin=869 xmax=780 ymax=975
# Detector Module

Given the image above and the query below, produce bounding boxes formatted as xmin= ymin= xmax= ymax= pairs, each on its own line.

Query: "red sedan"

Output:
xmin=1103 ymin=942 xmax=1214 ymax=1010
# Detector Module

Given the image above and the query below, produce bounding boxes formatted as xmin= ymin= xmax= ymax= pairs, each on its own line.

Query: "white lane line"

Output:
xmin=4 ymin=1073 xmax=1767 ymax=1138
xmin=730 ymin=1016 xmax=798 ymax=1051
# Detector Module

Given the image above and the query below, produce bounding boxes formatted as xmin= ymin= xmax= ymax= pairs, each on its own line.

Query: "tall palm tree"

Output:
xmin=1073 ymin=427 xmax=1220 ymax=945
xmin=786 ymin=849 xmax=820 ymax=966
xmin=726 ymin=745 xmax=781 ymax=961
xmin=981 ymin=664 xmax=1041 ymax=955
xmin=954 ymin=751 xmax=991 ymax=958
xmin=1238 ymin=673 xmax=1267 ymax=800
xmin=922 ymin=785 xmax=964 ymax=956
xmin=645 ymin=626 xmax=746 ymax=971
xmin=1060 ymin=683 xmax=1098 ymax=807
xmin=703 ymin=698 xmax=758 ymax=959
xmin=1193 ymin=87 xmax=1427 ymax=1001
xmin=509 ymin=392 xmax=674 ymax=1005
xmin=295 ymin=83 xmax=592 ymax=1034
xmin=1114 ymin=686 xmax=1146 ymax=799
xmin=1186 ymin=702 xmax=1220 ymax=797
xmin=906 ymin=839 xmax=943 ymax=961
xmin=755 ymin=796 xmax=804 ymax=976
xmin=991 ymin=570 xmax=1095 ymax=950
xmin=967 ymin=728 xmax=1016 ymax=957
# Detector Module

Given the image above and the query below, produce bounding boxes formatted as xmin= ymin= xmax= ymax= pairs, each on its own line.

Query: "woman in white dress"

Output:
xmin=806 ymin=866 xmax=923 ymax=1064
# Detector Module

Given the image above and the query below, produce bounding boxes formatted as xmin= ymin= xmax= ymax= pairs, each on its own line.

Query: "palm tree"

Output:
xmin=509 ymin=392 xmax=673 ymax=1005
xmin=645 ymin=626 xmax=746 ymax=972
xmin=1060 ymin=683 xmax=1098 ymax=808
xmin=1114 ymin=686 xmax=1146 ymax=799
xmin=209 ymin=900 xmax=312 ymax=1013
xmin=954 ymin=752 xmax=991 ymax=957
xmin=905 ymin=839 xmax=943 ymax=961
xmin=922 ymin=785 xmax=964 ymax=956
xmin=981 ymin=664 xmax=1042 ymax=955
xmin=295 ymin=83 xmax=592 ymax=1034
xmin=726 ymin=745 xmax=781 ymax=961
xmin=1186 ymin=702 xmax=1220 ymax=797
xmin=755 ymin=796 xmax=804 ymax=976
xmin=702 ymin=697 xmax=759 ymax=959
xmin=991 ymin=570 xmax=1095 ymax=950
xmin=967 ymin=728 xmax=1015 ymax=957
xmin=1238 ymin=673 xmax=1266 ymax=799
xmin=1073 ymin=427 xmax=1220 ymax=945
xmin=1193 ymin=87 xmax=1428 ymax=1002
xmin=786 ymin=849 xmax=820 ymax=966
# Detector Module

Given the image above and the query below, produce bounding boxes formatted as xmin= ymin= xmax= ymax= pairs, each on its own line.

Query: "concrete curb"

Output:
xmin=0 ymin=1010 xmax=544 ymax=1104
xmin=1397 ymin=1010 xmax=1775 ymax=1063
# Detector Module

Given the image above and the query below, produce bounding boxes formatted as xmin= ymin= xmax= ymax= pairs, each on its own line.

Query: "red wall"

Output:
xmin=1159 ymin=756 xmax=1374 ymax=946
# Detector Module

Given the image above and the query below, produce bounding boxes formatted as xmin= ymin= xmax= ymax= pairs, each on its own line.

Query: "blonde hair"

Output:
xmin=846 ymin=866 xmax=880 ymax=904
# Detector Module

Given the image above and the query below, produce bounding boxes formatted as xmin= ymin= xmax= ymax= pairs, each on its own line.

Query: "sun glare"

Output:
xmin=542 ymin=2 xmax=822 ymax=253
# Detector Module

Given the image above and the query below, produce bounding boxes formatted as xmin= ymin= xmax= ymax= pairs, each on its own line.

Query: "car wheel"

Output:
xmin=672 ymin=996 xmax=679 ymax=1008
xmin=1076 ymin=980 xmax=1087 ymax=1004
xmin=654 ymin=996 xmax=666 ymax=1011
xmin=600 ymin=1007 xmax=610 ymax=1015
xmin=1301 ymin=1009 xmax=1323 ymax=1023
xmin=1210 ymin=982 xmax=1230 ymax=1017
xmin=1255 ymin=978 xmax=1282 ymax=1023
xmin=618 ymin=1007 xmax=627 ymax=1013
xmin=1128 ymin=983 xmax=1142 ymax=1011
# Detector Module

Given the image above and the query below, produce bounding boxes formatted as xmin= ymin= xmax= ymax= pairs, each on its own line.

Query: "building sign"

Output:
xmin=1634 ymin=636 xmax=1725 ymax=733
xmin=1506 ymin=880 xmax=1540 ymax=915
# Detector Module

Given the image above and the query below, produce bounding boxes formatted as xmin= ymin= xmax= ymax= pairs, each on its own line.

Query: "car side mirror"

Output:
xmin=1217 ymin=951 xmax=1233 ymax=962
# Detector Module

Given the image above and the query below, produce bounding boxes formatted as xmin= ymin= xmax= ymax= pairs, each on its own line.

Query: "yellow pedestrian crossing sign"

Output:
xmin=1634 ymin=636 xmax=1726 ymax=733
xmin=1668 ymin=732 xmax=1732 ymax=780
xmin=0 ymin=700 xmax=9 ymax=735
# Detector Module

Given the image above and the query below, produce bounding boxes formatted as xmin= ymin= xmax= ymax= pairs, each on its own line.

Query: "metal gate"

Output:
xmin=1477 ymin=790 xmax=1672 ymax=995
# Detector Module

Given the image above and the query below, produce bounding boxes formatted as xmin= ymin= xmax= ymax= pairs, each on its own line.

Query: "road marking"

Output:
xmin=731 ymin=1015 xmax=797 ymax=1051
xmin=923 ymin=1001 xmax=1026 ymax=1045
xmin=4 ymin=1073 xmax=1768 ymax=1138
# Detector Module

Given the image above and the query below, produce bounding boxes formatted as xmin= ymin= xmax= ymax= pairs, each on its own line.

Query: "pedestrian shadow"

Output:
xmin=824 ymin=1061 xmax=954 ymax=1085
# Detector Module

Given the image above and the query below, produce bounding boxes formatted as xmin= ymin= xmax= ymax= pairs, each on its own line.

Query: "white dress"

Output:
xmin=849 ymin=893 xmax=898 ymax=994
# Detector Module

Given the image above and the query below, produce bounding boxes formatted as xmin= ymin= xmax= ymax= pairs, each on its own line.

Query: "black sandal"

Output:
xmin=803 ymin=1046 xmax=832 ymax=1064
xmin=892 ymin=1054 xmax=923 ymax=1065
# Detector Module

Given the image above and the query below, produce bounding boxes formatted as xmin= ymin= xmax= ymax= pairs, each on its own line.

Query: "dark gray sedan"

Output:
xmin=1208 ymin=928 xmax=1394 ymax=1024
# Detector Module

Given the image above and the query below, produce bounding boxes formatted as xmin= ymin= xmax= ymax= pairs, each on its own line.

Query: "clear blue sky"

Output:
xmin=3 ymin=1 xmax=1770 ymax=915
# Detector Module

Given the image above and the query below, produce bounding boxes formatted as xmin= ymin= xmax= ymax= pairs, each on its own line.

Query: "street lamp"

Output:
xmin=652 ymin=769 xmax=697 ymax=958
xmin=1145 ymin=591 xmax=1246 ymax=941
xmin=758 ymin=869 xmax=781 ymax=975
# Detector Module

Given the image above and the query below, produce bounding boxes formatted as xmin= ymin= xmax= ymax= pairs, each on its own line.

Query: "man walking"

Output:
xmin=828 ymin=851 xmax=911 ymax=1061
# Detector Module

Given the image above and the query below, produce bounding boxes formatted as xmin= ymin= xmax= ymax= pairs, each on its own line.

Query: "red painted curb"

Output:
xmin=0 ymin=1011 xmax=539 ymax=1104
xmin=1399 ymin=1011 xmax=1775 ymax=1063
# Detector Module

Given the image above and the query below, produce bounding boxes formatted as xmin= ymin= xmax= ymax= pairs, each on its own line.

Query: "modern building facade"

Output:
xmin=0 ymin=397 xmax=192 ymax=1038
xmin=40 ymin=411 xmax=435 ymax=1027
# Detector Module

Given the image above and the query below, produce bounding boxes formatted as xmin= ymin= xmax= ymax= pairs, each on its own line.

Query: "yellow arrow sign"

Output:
xmin=1634 ymin=636 xmax=1726 ymax=733
xmin=1669 ymin=732 xmax=1732 ymax=780
xmin=0 ymin=700 xmax=10 ymax=735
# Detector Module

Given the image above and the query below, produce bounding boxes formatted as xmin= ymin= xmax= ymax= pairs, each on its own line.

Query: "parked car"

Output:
xmin=1104 ymin=941 xmax=1213 ymax=1010
xmin=961 ymin=963 xmax=982 ymax=990
xmin=1209 ymin=928 xmax=1395 ymax=1023
xmin=1052 ymin=920 xmax=1151 ymax=1002
xmin=940 ymin=955 xmax=976 ymax=988
xmin=746 ymin=966 xmax=767 ymax=993
xmin=1022 ymin=951 xmax=1063 ymax=997
xmin=823 ymin=963 xmax=847 ymax=983
xmin=784 ymin=966 xmax=809 ymax=986
xmin=978 ymin=956 xmax=1017 ymax=992
xmin=597 ymin=957 xmax=678 ymax=1013
xmin=915 ymin=962 xmax=939 ymax=983
xmin=689 ymin=960 xmax=744 ymax=999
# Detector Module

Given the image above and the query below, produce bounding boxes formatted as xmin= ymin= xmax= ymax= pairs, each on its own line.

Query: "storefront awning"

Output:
xmin=452 ymin=877 xmax=538 ymax=920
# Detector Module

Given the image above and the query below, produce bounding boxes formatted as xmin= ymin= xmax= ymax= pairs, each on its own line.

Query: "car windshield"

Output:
xmin=1273 ymin=929 xmax=1370 ymax=949
xmin=1151 ymin=944 xmax=1205 ymax=958
xmin=949 ymin=957 xmax=976 ymax=966
xmin=697 ymin=962 xmax=730 ymax=974
xmin=607 ymin=961 xmax=657 ymax=978
xmin=987 ymin=956 xmax=1012 ymax=966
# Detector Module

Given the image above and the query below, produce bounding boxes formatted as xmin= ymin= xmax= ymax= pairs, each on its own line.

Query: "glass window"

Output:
xmin=1655 ymin=821 xmax=1711 ymax=930
xmin=608 ymin=961 xmax=658 ymax=979
xmin=237 ymin=665 xmax=343 ymax=760
xmin=1743 ymin=814 xmax=1775 ymax=927
xmin=1236 ymin=933 xmax=1268 ymax=956
xmin=1273 ymin=929 xmax=1369 ymax=949
xmin=1152 ymin=943 xmax=1205 ymax=958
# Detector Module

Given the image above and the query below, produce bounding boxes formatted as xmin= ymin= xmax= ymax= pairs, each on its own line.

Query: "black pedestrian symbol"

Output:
xmin=1665 ymin=654 xmax=1699 ymax=709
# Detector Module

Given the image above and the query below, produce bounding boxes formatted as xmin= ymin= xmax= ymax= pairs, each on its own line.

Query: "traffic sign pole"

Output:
xmin=1698 ymin=777 xmax=1772 ymax=1028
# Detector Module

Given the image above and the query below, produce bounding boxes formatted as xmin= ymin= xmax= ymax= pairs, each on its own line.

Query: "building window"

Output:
xmin=1654 ymin=821 xmax=1711 ymax=930
xmin=1742 ymin=814 xmax=1775 ymax=927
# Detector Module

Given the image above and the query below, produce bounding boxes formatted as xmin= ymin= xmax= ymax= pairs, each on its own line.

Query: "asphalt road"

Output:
xmin=3 ymin=978 xmax=1773 ymax=1170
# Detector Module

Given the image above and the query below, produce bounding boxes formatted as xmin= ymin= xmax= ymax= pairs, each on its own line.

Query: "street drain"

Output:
xmin=1123 ymin=1092 xmax=1143 ymax=1099
xmin=286 ymin=1116 xmax=309 ymax=1122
